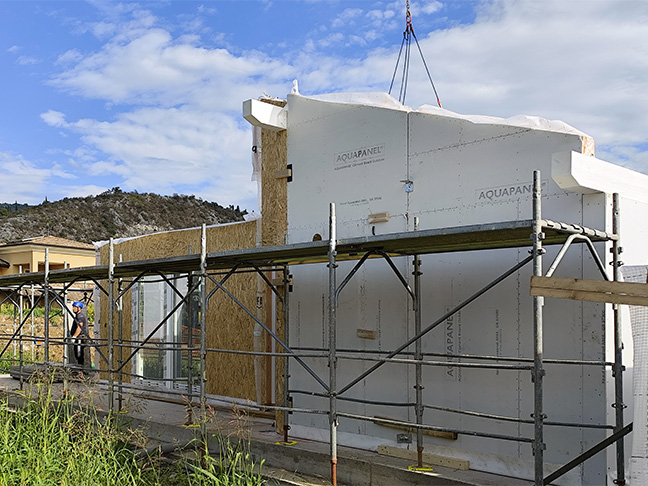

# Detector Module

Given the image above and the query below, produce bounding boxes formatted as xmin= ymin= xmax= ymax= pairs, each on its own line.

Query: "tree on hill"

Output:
xmin=0 ymin=191 xmax=247 ymax=244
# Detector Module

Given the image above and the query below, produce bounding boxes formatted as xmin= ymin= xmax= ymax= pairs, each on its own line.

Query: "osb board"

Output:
xmin=205 ymin=271 xmax=257 ymax=399
xmin=258 ymin=100 xmax=289 ymax=427
xmin=96 ymin=279 xmax=132 ymax=381
xmin=260 ymin=99 xmax=288 ymax=247
xmin=99 ymin=221 xmax=257 ymax=264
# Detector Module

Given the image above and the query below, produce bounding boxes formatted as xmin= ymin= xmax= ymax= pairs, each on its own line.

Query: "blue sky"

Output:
xmin=1 ymin=0 xmax=647 ymax=212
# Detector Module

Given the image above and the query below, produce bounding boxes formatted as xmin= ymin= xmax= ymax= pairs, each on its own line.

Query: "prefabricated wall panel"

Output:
xmin=260 ymin=99 xmax=288 ymax=247
xmin=283 ymin=93 xmax=631 ymax=484
xmin=98 ymin=221 xmax=258 ymax=399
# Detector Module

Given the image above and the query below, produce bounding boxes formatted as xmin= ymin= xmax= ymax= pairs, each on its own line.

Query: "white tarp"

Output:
xmin=301 ymin=91 xmax=595 ymax=156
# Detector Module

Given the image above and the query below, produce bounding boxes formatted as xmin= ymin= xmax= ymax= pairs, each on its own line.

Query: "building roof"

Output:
xmin=0 ymin=236 xmax=94 ymax=251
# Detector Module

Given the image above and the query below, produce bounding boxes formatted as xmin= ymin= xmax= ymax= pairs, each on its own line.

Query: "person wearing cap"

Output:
xmin=70 ymin=301 xmax=88 ymax=367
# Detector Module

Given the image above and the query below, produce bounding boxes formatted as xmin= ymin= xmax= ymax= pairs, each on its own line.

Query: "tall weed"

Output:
xmin=0 ymin=373 xmax=265 ymax=485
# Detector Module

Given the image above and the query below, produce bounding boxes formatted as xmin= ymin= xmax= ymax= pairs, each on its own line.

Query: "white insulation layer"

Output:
xmin=621 ymin=265 xmax=648 ymax=485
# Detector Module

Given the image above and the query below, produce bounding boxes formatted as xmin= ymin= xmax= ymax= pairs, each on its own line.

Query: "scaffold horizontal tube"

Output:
xmin=424 ymin=404 xmax=614 ymax=429
xmin=337 ymin=412 xmax=534 ymax=443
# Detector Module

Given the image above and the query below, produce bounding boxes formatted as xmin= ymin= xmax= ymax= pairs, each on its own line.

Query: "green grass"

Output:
xmin=183 ymin=435 xmax=265 ymax=486
xmin=0 ymin=373 xmax=265 ymax=485
xmin=0 ymin=353 xmax=35 ymax=373
xmin=0 ymin=380 xmax=152 ymax=485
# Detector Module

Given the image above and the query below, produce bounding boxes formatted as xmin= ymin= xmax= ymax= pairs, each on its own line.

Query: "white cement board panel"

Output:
xmin=407 ymin=111 xmax=586 ymax=230
xmin=286 ymin=94 xmax=409 ymax=242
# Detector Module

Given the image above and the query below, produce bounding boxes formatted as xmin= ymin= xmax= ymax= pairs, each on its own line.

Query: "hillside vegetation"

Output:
xmin=0 ymin=188 xmax=246 ymax=244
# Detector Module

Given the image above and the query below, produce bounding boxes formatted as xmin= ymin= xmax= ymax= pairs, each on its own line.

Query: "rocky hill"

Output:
xmin=0 ymin=188 xmax=247 ymax=244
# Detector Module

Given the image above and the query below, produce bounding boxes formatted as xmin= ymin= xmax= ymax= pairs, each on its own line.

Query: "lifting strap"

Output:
xmin=388 ymin=0 xmax=442 ymax=107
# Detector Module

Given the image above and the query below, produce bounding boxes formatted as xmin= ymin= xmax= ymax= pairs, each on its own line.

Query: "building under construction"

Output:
xmin=1 ymin=89 xmax=648 ymax=486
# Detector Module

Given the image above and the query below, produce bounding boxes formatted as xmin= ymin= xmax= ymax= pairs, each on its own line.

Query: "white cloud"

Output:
xmin=332 ymin=8 xmax=363 ymax=28
xmin=597 ymin=144 xmax=648 ymax=175
xmin=197 ymin=5 xmax=217 ymax=15
xmin=17 ymin=55 xmax=38 ymax=65
xmin=41 ymin=110 xmax=67 ymax=127
xmin=91 ymin=21 xmax=117 ymax=38
xmin=0 ymin=152 xmax=74 ymax=204
xmin=64 ymin=184 xmax=111 ymax=198
xmin=43 ymin=106 xmax=257 ymax=208
xmin=416 ymin=1 xmax=443 ymax=15
xmin=56 ymin=49 xmax=84 ymax=65
xmin=318 ymin=33 xmax=345 ymax=48
xmin=50 ymin=28 xmax=295 ymax=110
xmin=367 ymin=9 xmax=394 ymax=22
xmin=348 ymin=35 xmax=368 ymax=47
xmin=365 ymin=6 xmax=399 ymax=33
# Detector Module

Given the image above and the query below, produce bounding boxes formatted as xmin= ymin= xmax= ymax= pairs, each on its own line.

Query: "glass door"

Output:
xmin=132 ymin=277 xmax=167 ymax=384
xmin=171 ymin=276 xmax=201 ymax=392
xmin=132 ymin=275 xmax=200 ymax=390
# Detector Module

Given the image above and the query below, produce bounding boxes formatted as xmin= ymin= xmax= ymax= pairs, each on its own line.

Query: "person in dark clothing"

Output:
xmin=70 ymin=301 xmax=88 ymax=366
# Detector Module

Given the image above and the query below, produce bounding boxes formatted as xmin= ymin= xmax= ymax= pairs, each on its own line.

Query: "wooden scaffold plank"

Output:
xmin=530 ymin=276 xmax=648 ymax=306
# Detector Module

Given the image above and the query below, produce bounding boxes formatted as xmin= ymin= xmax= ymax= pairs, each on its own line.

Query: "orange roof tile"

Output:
xmin=0 ymin=236 xmax=94 ymax=250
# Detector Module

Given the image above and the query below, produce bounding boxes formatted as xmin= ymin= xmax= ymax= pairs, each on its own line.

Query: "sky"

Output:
xmin=1 ymin=0 xmax=647 ymax=213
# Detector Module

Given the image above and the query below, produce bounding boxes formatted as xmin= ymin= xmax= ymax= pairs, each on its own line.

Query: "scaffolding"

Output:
xmin=0 ymin=170 xmax=631 ymax=486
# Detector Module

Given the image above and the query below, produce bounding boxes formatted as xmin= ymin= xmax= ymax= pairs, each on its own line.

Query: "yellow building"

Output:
xmin=0 ymin=236 xmax=95 ymax=276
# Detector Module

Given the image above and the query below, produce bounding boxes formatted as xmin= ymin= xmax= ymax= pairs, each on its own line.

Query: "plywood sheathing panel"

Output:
xmin=98 ymin=221 xmax=257 ymax=398
xmin=96 ymin=278 xmax=122 ymax=381
xmin=258 ymin=98 xmax=289 ymax=428
xmin=205 ymin=270 xmax=256 ymax=399
xmin=260 ymin=98 xmax=288 ymax=248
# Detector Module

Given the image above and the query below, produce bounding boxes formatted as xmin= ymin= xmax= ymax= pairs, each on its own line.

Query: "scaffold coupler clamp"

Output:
xmin=531 ymin=369 xmax=546 ymax=382
xmin=532 ymin=441 xmax=547 ymax=455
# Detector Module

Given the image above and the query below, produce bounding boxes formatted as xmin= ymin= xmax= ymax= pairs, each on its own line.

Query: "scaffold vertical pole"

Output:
xmin=117 ymin=255 xmax=124 ymax=412
xmin=187 ymin=272 xmax=194 ymax=425
xmin=532 ymin=170 xmax=546 ymax=486
xmin=44 ymin=248 xmax=50 ymax=364
xmin=18 ymin=272 xmax=24 ymax=390
xmin=63 ymin=286 xmax=69 ymax=396
xmin=612 ymin=193 xmax=626 ymax=485
xmin=108 ymin=238 xmax=115 ymax=412
xmin=30 ymin=285 xmax=35 ymax=363
xmin=413 ymin=216 xmax=424 ymax=467
xmin=200 ymin=224 xmax=208 ymax=444
xmin=328 ymin=202 xmax=338 ymax=486
xmin=63 ymin=288 xmax=69 ymax=366
xmin=283 ymin=264 xmax=291 ymax=442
